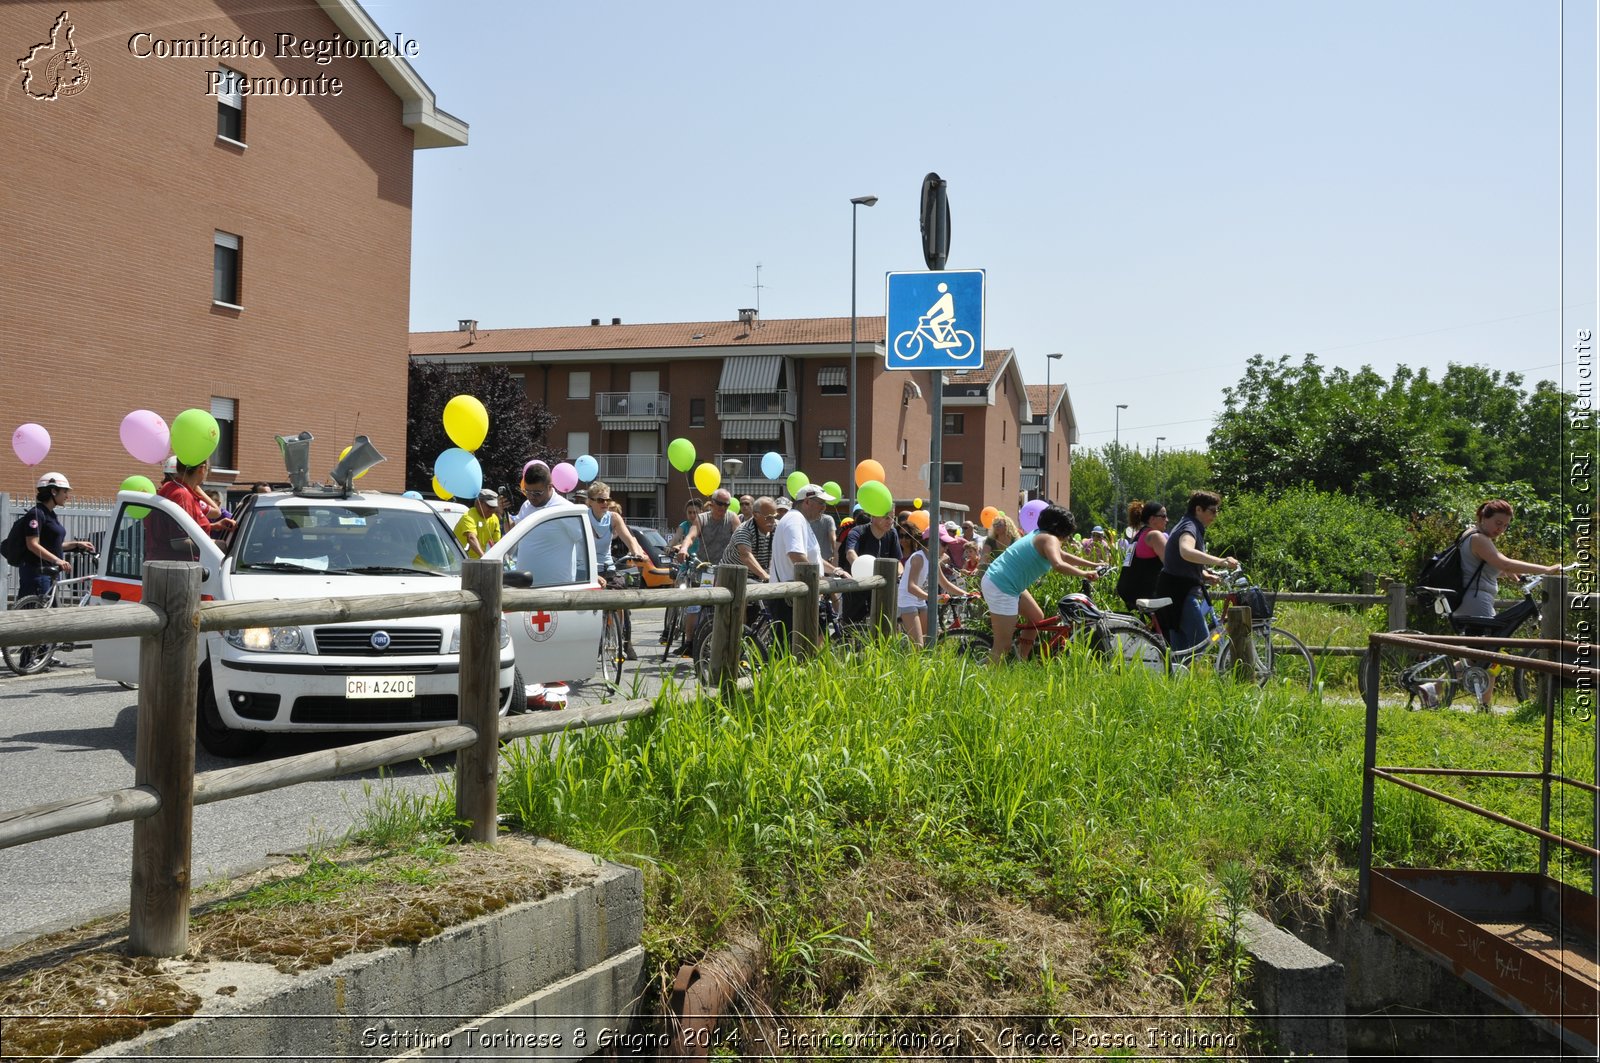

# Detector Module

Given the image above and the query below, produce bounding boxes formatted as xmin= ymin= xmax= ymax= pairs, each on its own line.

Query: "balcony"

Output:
xmin=715 ymin=390 xmax=797 ymax=418
xmin=596 ymin=392 xmax=670 ymax=429
xmin=591 ymin=453 xmax=667 ymax=488
xmin=713 ymin=453 xmax=796 ymax=496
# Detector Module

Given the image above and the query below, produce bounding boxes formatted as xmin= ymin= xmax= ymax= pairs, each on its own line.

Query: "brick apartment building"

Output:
xmin=1022 ymin=383 xmax=1078 ymax=504
xmin=1 ymin=0 xmax=464 ymax=498
xmin=410 ymin=313 xmax=1078 ymax=527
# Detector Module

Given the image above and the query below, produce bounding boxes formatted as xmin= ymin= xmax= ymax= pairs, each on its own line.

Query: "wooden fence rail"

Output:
xmin=0 ymin=558 xmax=897 ymax=956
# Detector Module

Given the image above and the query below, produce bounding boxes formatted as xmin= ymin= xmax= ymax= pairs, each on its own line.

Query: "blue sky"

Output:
xmin=383 ymin=0 xmax=1596 ymax=455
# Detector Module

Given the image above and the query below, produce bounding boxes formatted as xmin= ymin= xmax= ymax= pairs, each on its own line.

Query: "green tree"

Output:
xmin=407 ymin=362 xmax=558 ymax=498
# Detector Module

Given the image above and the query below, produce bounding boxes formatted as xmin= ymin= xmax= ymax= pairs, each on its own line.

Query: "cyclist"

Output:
xmin=841 ymin=511 xmax=902 ymax=624
xmin=770 ymin=484 xmax=849 ymax=644
xmin=898 ymin=523 xmax=969 ymax=647
xmin=667 ymin=498 xmax=703 ymax=561
xmin=579 ymin=482 xmax=644 ymax=660
xmin=723 ymin=496 xmax=779 ymax=624
xmin=15 ymin=472 xmax=96 ymax=600
xmin=1452 ymin=499 xmax=1564 ymax=703
xmin=1154 ymin=491 xmax=1239 ymax=652
xmin=979 ymin=504 xmax=1101 ymax=664
xmin=674 ymin=488 xmax=740 ymax=562
xmin=976 ymin=513 xmax=1020 ymax=577
xmin=1115 ymin=501 xmax=1169 ymax=611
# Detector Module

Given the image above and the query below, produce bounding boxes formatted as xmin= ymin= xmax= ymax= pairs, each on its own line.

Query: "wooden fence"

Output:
xmin=0 ymin=556 xmax=901 ymax=957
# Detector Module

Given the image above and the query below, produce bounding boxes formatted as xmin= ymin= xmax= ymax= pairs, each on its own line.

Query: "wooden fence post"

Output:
xmin=709 ymin=564 xmax=747 ymax=690
xmin=456 ymin=558 xmax=502 ymax=846
xmin=1226 ymin=605 xmax=1256 ymax=680
xmin=793 ymin=562 xmax=821 ymax=658
xmin=1387 ymin=580 xmax=1408 ymax=632
xmin=129 ymin=561 xmax=202 ymax=958
xmin=870 ymin=557 xmax=898 ymax=640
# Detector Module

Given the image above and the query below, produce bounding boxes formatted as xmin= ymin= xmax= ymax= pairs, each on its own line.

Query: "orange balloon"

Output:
xmin=855 ymin=459 xmax=885 ymax=487
xmin=907 ymin=510 xmax=931 ymax=532
xmin=980 ymin=506 xmax=999 ymax=529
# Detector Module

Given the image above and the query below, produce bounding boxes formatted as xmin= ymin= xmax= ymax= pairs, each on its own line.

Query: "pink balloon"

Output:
xmin=550 ymin=461 xmax=579 ymax=493
xmin=1019 ymin=498 xmax=1049 ymax=534
xmin=119 ymin=410 xmax=170 ymax=464
xmin=11 ymin=423 xmax=50 ymax=466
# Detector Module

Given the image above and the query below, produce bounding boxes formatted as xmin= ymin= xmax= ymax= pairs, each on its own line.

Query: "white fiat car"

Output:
xmin=91 ymin=487 xmax=601 ymax=757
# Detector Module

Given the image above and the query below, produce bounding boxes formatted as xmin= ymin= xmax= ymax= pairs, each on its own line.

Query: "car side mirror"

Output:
xmin=503 ymin=571 xmax=534 ymax=588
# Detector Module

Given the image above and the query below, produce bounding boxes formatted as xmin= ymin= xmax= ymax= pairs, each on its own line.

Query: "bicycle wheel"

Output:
xmin=1357 ymin=629 xmax=1429 ymax=701
xmin=660 ymin=601 xmax=681 ymax=660
xmin=589 ymin=611 xmax=623 ymax=692
xmin=695 ymin=621 xmax=766 ymax=687
xmin=3 ymin=596 xmax=57 ymax=676
xmin=892 ymin=330 xmax=924 ymax=361
xmin=1092 ymin=622 xmax=1171 ymax=675
xmin=939 ymin=629 xmax=993 ymax=662
xmin=1218 ymin=626 xmax=1316 ymax=691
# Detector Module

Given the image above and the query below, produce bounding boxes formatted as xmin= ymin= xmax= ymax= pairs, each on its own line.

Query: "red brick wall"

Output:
xmin=1 ymin=0 xmax=415 ymax=496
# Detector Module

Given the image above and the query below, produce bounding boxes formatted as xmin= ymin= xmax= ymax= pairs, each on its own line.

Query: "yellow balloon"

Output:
xmin=913 ymin=497 xmax=923 ymax=509
xmin=693 ymin=462 xmax=721 ymax=495
xmin=442 ymin=394 xmax=489 ymax=451
xmin=338 ymin=445 xmax=370 ymax=479
xmin=432 ymin=475 xmax=451 ymax=500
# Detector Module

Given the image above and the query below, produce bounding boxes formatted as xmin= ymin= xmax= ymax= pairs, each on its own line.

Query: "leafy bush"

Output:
xmin=1208 ymin=487 xmax=1406 ymax=592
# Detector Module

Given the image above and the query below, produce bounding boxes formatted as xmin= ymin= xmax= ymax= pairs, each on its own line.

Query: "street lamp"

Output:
xmin=1113 ymin=403 xmax=1128 ymax=531
xmin=1042 ymin=353 xmax=1063 ymax=500
xmin=848 ymin=195 xmax=877 ymax=504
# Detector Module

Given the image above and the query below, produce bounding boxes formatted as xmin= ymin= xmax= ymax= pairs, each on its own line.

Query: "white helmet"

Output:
xmin=36 ymin=471 xmax=71 ymax=490
xmin=162 ymin=455 xmax=179 ymax=475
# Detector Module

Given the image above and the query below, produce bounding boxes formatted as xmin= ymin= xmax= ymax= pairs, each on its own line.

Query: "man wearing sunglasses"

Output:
xmin=673 ymin=487 xmax=740 ymax=564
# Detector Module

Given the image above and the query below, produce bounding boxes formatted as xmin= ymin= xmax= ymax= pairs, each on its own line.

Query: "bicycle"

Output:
xmin=659 ymin=557 xmax=710 ymax=661
xmin=943 ymin=591 xmax=1170 ymax=673
xmin=589 ymin=555 xmax=648 ymax=690
xmin=1359 ymin=566 xmax=1575 ymax=710
xmin=693 ymin=600 xmax=773 ymax=687
xmin=4 ymin=551 xmax=99 ymax=677
xmin=1133 ymin=570 xmax=1317 ymax=690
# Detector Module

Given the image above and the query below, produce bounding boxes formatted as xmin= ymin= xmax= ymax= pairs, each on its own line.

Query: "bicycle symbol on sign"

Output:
xmin=892 ymin=282 xmax=977 ymax=362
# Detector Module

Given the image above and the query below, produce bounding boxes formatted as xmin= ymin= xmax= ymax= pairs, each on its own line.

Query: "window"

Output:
xmin=567 ymin=432 xmax=589 ymax=461
xmin=818 ymin=429 xmax=846 ymax=460
xmin=211 ymin=397 xmax=237 ymax=470
xmin=942 ymin=463 xmax=963 ymax=485
xmin=900 ymin=439 xmax=908 ymax=468
xmin=568 ymin=370 xmax=590 ymax=399
xmin=216 ymin=67 xmax=244 ymax=143
xmin=689 ymin=398 xmax=705 ymax=427
xmin=943 ymin=413 xmax=965 ymax=435
xmin=817 ymin=366 xmax=847 ymax=394
xmin=213 ymin=231 xmax=241 ymax=306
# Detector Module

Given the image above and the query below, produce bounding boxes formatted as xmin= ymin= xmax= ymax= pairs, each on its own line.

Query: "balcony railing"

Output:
xmin=595 ymin=392 xmax=670 ymax=420
xmin=715 ymin=390 xmax=797 ymax=418
xmin=713 ymin=454 xmax=796 ymax=488
xmin=592 ymin=453 xmax=668 ymax=482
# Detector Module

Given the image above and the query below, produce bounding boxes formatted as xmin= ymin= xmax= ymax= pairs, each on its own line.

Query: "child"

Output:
xmin=897 ymin=524 xmax=970 ymax=648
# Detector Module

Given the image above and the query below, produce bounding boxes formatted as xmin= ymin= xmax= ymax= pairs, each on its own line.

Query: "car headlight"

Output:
xmin=447 ymin=619 xmax=511 ymax=653
xmin=224 ymin=626 xmax=305 ymax=653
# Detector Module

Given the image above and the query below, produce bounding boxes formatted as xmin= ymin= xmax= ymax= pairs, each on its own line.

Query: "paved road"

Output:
xmin=0 ymin=611 xmax=695 ymax=945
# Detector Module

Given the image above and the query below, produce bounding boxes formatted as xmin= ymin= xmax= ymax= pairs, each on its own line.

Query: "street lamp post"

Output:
xmin=1042 ymin=353 xmax=1063 ymax=500
xmin=847 ymin=194 xmax=878 ymax=504
xmin=1113 ymin=403 xmax=1128 ymax=531
xmin=1153 ymin=435 xmax=1165 ymax=507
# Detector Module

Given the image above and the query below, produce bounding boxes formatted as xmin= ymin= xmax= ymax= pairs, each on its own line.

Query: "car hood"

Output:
xmin=225 ymin=571 xmax=460 ymax=604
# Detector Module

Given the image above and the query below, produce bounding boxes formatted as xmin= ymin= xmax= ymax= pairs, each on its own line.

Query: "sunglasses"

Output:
xmin=710 ymin=500 xmax=729 ymax=508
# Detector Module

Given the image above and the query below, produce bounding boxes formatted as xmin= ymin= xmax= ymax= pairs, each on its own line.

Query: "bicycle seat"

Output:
xmin=1135 ymin=597 xmax=1172 ymax=612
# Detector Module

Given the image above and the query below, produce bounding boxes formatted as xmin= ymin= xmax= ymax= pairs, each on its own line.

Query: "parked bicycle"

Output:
xmin=944 ymin=590 xmax=1170 ymax=673
xmin=590 ymin=554 xmax=651 ymax=690
xmin=659 ymin=558 xmax=711 ymax=661
xmin=1359 ymin=565 xmax=1576 ymax=711
xmin=1132 ymin=569 xmax=1316 ymax=690
xmin=4 ymin=548 xmax=99 ymax=676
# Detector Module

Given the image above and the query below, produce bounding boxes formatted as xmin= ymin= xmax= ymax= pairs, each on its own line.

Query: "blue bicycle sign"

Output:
xmin=885 ymin=269 xmax=985 ymax=371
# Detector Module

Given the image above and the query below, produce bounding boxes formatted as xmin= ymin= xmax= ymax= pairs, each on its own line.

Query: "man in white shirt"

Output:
xmin=513 ymin=460 xmax=575 ymax=524
xmin=768 ymin=483 xmax=848 ymax=644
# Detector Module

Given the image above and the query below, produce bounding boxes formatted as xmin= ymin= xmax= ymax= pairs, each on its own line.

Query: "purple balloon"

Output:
xmin=1019 ymin=498 xmax=1049 ymax=534
xmin=11 ymin=423 xmax=50 ymax=466
xmin=550 ymin=461 xmax=579 ymax=493
xmin=119 ymin=410 xmax=171 ymax=464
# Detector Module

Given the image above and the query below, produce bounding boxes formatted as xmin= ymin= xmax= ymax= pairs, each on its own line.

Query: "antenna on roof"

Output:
xmin=751 ymin=262 xmax=765 ymax=322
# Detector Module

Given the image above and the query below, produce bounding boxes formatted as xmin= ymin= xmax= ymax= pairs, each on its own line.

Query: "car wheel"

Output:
xmin=501 ymin=668 xmax=527 ymax=715
xmin=197 ymin=665 xmax=265 ymax=758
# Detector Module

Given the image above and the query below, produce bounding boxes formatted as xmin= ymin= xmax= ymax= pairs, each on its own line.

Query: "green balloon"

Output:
xmin=171 ymin=408 xmax=220 ymax=466
xmin=857 ymin=480 xmax=892 ymax=517
xmin=786 ymin=470 xmax=809 ymax=498
xmin=823 ymin=481 xmax=843 ymax=502
xmin=121 ymin=474 xmax=156 ymax=520
xmin=667 ymin=437 xmax=696 ymax=473
xmin=727 ymin=497 xmax=741 ymax=515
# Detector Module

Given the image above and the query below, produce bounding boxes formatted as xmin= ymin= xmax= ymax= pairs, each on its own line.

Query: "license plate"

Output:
xmin=345 ymin=675 xmax=416 ymax=699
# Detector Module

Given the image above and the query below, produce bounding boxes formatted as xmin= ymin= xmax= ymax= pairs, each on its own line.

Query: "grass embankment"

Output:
xmin=486 ymin=637 xmax=1593 ymax=1040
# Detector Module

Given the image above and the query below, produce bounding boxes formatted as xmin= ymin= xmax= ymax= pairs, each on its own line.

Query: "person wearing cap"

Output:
xmin=454 ymin=489 xmax=503 ymax=559
xmin=1081 ymin=525 xmax=1116 ymax=566
xmin=14 ymin=473 xmax=96 ymax=600
xmin=840 ymin=512 xmax=902 ymax=625
xmin=769 ymin=484 xmax=848 ymax=644
xmin=897 ymin=521 xmax=971 ymax=648
xmin=940 ymin=520 xmax=969 ymax=571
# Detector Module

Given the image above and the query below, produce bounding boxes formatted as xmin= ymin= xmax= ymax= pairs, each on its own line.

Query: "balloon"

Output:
xmin=857 ymin=480 xmax=893 ymax=517
xmin=785 ymin=470 xmax=809 ymax=498
xmin=338 ymin=445 xmax=372 ymax=479
xmin=760 ymin=451 xmax=784 ymax=480
xmin=855 ymin=459 xmax=885 ymax=487
xmin=403 ymin=490 xmax=424 ymax=500
xmin=667 ymin=437 xmax=696 ymax=473
xmin=11 ymin=423 xmax=50 ymax=466
xmin=551 ymin=461 xmax=579 ymax=493
xmin=119 ymin=411 xmax=169 ymax=464
xmin=170 ymin=408 xmax=220 ymax=465
xmin=907 ymin=510 xmax=931 ymax=533
xmin=823 ymin=481 xmax=842 ymax=503
xmin=694 ymin=462 xmax=721 ymax=495
xmin=727 ymin=497 xmax=741 ymax=515
xmin=433 ymin=447 xmax=482 ymax=499
xmin=1020 ymin=498 xmax=1048 ymax=534
xmin=980 ymin=505 xmax=999 ymax=529
xmin=432 ymin=476 xmax=451 ymax=500
xmin=574 ymin=454 xmax=599 ymax=482
xmin=121 ymin=474 xmax=156 ymax=519
xmin=442 ymin=394 xmax=489 ymax=451
xmin=913 ymin=497 xmax=923 ymax=509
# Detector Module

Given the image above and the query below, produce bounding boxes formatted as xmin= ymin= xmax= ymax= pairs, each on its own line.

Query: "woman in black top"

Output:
xmin=1116 ymin=500 xmax=1169 ymax=611
xmin=17 ymin=472 xmax=95 ymax=599
xmin=1153 ymin=491 xmax=1239 ymax=651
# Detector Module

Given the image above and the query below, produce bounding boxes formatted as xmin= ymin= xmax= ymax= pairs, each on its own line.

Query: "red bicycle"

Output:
xmin=942 ymin=592 xmax=1169 ymax=673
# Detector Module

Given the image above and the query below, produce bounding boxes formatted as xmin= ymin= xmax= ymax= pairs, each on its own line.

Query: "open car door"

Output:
xmin=483 ymin=503 xmax=602 ymax=686
xmin=91 ymin=490 xmax=224 ymax=685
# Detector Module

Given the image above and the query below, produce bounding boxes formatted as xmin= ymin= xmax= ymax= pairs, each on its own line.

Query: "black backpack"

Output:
xmin=1 ymin=510 xmax=35 ymax=566
xmin=1415 ymin=530 xmax=1486 ymax=613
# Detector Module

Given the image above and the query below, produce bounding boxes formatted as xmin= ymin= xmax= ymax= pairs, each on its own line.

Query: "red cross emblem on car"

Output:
xmin=525 ymin=609 xmax=556 ymax=642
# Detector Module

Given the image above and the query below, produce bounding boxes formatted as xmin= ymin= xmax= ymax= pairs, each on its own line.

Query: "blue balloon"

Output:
xmin=433 ymin=447 xmax=482 ymax=500
xmin=760 ymin=451 xmax=784 ymax=480
xmin=574 ymin=453 xmax=599 ymax=482
xmin=402 ymin=490 xmax=423 ymax=500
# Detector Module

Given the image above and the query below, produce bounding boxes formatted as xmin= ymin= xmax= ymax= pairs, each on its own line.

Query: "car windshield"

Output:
xmin=233 ymin=503 xmax=462 ymax=575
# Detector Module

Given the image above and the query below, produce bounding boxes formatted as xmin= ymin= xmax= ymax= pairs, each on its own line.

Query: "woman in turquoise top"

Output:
xmin=979 ymin=504 xmax=1101 ymax=664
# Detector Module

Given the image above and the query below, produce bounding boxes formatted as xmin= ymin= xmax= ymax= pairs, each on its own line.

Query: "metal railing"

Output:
xmin=712 ymin=454 xmax=795 ymax=487
xmin=715 ymin=391 xmax=797 ymax=417
xmin=592 ymin=453 xmax=668 ymax=482
xmin=595 ymin=391 xmax=670 ymax=419
xmin=0 ymin=557 xmax=899 ymax=957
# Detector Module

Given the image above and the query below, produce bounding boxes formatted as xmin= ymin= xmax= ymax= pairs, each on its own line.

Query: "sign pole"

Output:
xmin=926 ymin=369 xmax=942 ymax=646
